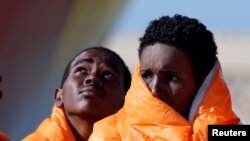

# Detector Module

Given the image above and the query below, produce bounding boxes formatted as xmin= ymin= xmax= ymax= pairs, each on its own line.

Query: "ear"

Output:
xmin=55 ymin=88 xmax=63 ymax=107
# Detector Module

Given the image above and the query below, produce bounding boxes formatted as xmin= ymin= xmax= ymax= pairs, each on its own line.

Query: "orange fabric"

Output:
xmin=89 ymin=61 xmax=240 ymax=141
xmin=191 ymin=61 xmax=240 ymax=140
xmin=0 ymin=131 xmax=10 ymax=141
xmin=22 ymin=106 xmax=75 ymax=141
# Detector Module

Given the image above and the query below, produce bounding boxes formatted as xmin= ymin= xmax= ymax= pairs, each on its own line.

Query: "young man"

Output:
xmin=89 ymin=15 xmax=240 ymax=141
xmin=23 ymin=46 xmax=131 ymax=141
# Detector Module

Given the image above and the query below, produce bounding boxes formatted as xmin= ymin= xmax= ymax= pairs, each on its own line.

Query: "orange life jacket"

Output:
xmin=89 ymin=60 xmax=240 ymax=141
xmin=22 ymin=106 xmax=75 ymax=141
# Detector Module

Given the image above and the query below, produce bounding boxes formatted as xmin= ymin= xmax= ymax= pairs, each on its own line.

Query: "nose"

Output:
xmin=84 ymin=73 xmax=102 ymax=86
xmin=149 ymin=77 xmax=163 ymax=98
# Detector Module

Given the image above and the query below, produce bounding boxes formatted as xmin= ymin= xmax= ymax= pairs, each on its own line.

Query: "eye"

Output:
xmin=165 ymin=73 xmax=178 ymax=82
xmin=102 ymin=71 xmax=115 ymax=79
xmin=75 ymin=67 xmax=88 ymax=76
xmin=141 ymin=71 xmax=153 ymax=82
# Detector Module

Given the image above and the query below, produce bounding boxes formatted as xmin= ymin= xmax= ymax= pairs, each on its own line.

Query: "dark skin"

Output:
xmin=55 ymin=49 xmax=126 ymax=141
xmin=139 ymin=43 xmax=197 ymax=119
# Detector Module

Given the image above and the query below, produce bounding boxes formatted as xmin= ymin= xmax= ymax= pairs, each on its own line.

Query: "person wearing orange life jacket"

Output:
xmin=89 ymin=14 xmax=240 ymax=141
xmin=22 ymin=46 xmax=131 ymax=141
xmin=0 ymin=76 xmax=11 ymax=141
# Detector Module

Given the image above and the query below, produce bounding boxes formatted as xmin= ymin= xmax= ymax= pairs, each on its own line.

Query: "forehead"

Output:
xmin=71 ymin=49 xmax=124 ymax=71
xmin=140 ymin=43 xmax=191 ymax=69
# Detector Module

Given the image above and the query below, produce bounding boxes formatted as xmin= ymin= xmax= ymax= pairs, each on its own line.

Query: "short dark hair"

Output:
xmin=139 ymin=14 xmax=217 ymax=84
xmin=60 ymin=46 xmax=131 ymax=93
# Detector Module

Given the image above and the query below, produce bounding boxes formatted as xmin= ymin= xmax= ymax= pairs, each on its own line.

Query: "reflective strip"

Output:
xmin=188 ymin=59 xmax=219 ymax=123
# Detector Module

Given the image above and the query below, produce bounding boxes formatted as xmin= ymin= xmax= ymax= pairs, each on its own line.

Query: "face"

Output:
xmin=140 ymin=43 xmax=197 ymax=118
xmin=56 ymin=49 xmax=125 ymax=121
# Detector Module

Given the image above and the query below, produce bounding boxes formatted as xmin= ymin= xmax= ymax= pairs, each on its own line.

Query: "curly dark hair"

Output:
xmin=60 ymin=46 xmax=131 ymax=94
xmin=139 ymin=14 xmax=218 ymax=85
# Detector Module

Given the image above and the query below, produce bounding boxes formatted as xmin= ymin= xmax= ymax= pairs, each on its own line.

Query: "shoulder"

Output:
xmin=90 ymin=111 xmax=124 ymax=140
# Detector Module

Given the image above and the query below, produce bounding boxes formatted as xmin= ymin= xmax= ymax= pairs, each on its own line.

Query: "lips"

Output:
xmin=79 ymin=85 xmax=104 ymax=98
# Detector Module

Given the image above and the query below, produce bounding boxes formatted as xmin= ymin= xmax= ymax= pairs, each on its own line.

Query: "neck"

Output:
xmin=67 ymin=115 xmax=95 ymax=141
